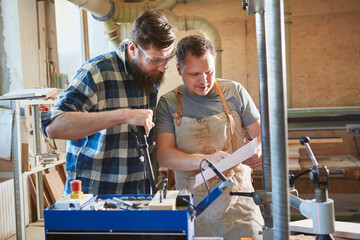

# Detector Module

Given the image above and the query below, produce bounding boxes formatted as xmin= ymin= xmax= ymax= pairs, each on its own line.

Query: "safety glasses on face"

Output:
xmin=137 ymin=44 xmax=175 ymax=66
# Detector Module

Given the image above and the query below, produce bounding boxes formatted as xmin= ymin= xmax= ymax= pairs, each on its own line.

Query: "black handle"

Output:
xmin=205 ymin=159 xmax=227 ymax=182
xmin=300 ymin=136 xmax=310 ymax=145
xmin=229 ymin=192 xmax=253 ymax=197
xmin=134 ymin=126 xmax=156 ymax=194
xmin=136 ymin=126 xmax=148 ymax=146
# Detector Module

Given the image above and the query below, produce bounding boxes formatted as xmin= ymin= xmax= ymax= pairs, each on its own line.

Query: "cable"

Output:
xmin=180 ymin=159 xmax=211 ymax=211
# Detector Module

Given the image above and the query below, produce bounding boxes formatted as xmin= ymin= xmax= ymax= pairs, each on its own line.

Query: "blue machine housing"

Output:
xmin=44 ymin=194 xmax=195 ymax=240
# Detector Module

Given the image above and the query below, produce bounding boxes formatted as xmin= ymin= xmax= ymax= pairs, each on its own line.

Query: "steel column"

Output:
xmin=255 ymin=9 xmax=273 ymax=232
xmin=265 ymin=0 xmax=289 ymax=239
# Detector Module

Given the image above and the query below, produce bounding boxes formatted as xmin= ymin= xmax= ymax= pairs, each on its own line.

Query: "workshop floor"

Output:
xmin=7 ymin=220 xmax=45 ymax=240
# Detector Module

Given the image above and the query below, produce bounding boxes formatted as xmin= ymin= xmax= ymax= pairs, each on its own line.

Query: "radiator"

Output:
xmin=0 ymin=178 xmax=29 ymax=240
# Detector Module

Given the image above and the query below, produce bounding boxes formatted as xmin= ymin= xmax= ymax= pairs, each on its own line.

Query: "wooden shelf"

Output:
xmin=23 ymin=159 xmax=66 ymax=176
xmin=0 ymin=98 xmax=63 ymax=240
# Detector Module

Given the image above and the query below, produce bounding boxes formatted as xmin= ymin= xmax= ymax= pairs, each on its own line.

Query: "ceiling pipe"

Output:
xmin=163 ymin=10 xmax=223 ymax=78
xmin=185 ymin=16 xmax=223 ymax=78
xmin=65 ymin=0 xmax=179 ymax=49
xmin=66 ymin=0 xmax=113 ymax=17
xmin=66 ymin=0 xmax=120 ymax=47
xmin=115 ymin=10 xmax=223 ymax=78
xmin=66 ymin=0 xmax=217 ymax=49
xmin=111 ymin=0 xmax=209 ymax=19
xmin=66 ymin=0 xmax=223 ymax=75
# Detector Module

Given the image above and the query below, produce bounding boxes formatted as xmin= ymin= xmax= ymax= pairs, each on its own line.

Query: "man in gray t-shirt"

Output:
xmin=156 ymin=78 xmax=260 ymax=136
xmin=155 ymin=35 xmax=264 ymax=239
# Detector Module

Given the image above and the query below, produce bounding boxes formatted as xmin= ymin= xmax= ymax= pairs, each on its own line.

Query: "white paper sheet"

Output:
xmin=0 ymin=109 xmax=14 ymax=160
xmin=193 ymin=137 xmax=258 ymax=188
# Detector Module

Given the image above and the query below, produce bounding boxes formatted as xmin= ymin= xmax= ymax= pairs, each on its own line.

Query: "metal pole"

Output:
xmin=255 ymin=9 xmax=273 ymax=233
xmin=32 ymin=105 xmax=45 ymax=219
xmin=284 ymin=0 xmax=292 ymax=108
xmin=265 ymin=0 xmax=289 ymax=239
xmin=11 ymin=100 xmax=26 ymax=240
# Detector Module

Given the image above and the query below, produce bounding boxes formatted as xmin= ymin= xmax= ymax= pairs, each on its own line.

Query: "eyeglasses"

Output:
xmin=137 ymin=45 xmax=175 ymax=66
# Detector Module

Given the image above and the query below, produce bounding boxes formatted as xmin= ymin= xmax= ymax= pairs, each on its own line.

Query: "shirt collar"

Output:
xmin=180 ymin=81 xmax=219 ymax=100
xmin=116 ymin=39 xmax=131 ymax=75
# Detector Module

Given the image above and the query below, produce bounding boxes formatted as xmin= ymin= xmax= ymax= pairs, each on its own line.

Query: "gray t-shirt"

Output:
xmin=156 ymin=79 xmax=260 ymax=134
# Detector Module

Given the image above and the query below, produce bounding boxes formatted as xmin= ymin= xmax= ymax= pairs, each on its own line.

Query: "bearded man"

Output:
xmin=41 ymin=10 xmax=176 ymax=195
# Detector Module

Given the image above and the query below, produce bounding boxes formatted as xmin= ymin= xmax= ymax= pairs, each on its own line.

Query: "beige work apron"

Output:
xmin=172 ymin=81 xmax=264 ymax=240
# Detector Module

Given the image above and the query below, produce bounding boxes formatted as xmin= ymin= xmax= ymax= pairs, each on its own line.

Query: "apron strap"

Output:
xmin=172 ymin=87 xmax=182 ymax=126
xmin=172 ymin=82 xmax=237 ymax=152
xmin=214 ymin=80 xmax=237 ymax=152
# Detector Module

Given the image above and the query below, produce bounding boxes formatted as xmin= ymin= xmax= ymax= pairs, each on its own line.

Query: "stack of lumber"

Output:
xmin=287 ymin=138 xmax=344 ymax=171
xmin=288 ymin=144 xmax=302 ymax=170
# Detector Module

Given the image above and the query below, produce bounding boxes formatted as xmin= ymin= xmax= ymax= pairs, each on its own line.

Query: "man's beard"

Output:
xmin=129 ymin=59 xmax=165 ymax=92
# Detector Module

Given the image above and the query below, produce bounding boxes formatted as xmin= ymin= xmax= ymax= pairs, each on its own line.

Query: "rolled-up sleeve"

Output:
xmin=41 ymin=68 xmax=98 ymax=137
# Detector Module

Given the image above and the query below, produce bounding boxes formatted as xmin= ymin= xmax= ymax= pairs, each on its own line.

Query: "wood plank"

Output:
xmin=29 ymin=174 xmax=50 ymax=209
xmin=0 ymin=88 xmax=58 ymax=100
xmin=149 ymin=190 xmax=179 ymax=210
xmin=299 ymin=155 xmax=360 ymax=178
xmin=28 ymin=175 xmax=37 ymax=207
xmin=43 ymin=170 xmax=64 ymax=203
xmin=288 ymin=138 xmax=343 ymax=145
xmin=55 ymin=163 xmax=66 ymax=185
xmin=289 ymin=164 xmax=301 ymax=171
xmin=0 ymin=158 xmax=12 ymax=172
xmin=22 ymin=143 xmax=29 ymax=172
xmin=290 ymin=219 xmax=360 ymax=239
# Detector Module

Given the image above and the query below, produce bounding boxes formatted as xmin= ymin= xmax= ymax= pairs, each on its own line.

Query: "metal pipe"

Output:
xmin=163 ymin=10 xmax=223 ymax=78
xmin=66 ymin=0 xmax=220 ymax=62
xmin=284 ymin=0 xmax=292 ymax=108
xmin=184 ymin=16 xmax=222 ymax=78
xmin=112 ymin=10 xmax=224 ymax=78
xmin=66 ymin=0 xmax=112 ymax=18
xmin=289 ymin=194 xmax=303 ymax=210
xmin=265 ymin=0 xmax=289 ymax=238
xmin=11 ymin=101 xmax=26 ymax=240
xmin=255 ymin=9 xmax=273 ymax=231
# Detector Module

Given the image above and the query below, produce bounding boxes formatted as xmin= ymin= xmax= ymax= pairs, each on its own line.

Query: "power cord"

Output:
xmin=178 ymin=159 xmax=211 ymax=211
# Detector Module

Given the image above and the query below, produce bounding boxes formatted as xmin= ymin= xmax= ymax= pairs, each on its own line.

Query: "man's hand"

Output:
xmin=243 ymin=150 xmax=262 ymax=171
xmin=201 ymin=151 xmax=230 ymax=170
xmin=207 ymin=151 xmax=230 ymax=163
xmin=120 ymin=109 xmax=155 ymax=136
xmin=244 ymin=120 xmax=262 ymax=171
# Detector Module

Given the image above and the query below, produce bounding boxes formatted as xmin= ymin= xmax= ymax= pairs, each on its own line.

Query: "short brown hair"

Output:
xmin=176 ymin=35 xmax=216 ymax=68
xmin=130 ymin=10 xmax=175 ymax=50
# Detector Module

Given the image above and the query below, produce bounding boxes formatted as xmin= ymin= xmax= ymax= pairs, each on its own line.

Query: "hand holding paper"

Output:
xmin=193 ymin=137 xmax=258 ymax=188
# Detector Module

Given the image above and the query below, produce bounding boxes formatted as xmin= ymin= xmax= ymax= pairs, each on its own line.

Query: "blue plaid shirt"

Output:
xmin=41 ymin=40 xmax=158 ymax=195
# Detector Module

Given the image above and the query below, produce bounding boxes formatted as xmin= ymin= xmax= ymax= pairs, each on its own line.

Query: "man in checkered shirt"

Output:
xmin=41 ymin=10 xmax=176 ymax=195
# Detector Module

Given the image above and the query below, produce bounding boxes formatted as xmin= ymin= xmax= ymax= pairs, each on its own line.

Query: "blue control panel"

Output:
xmin=44 ymin=194 xmax=195 ymax=240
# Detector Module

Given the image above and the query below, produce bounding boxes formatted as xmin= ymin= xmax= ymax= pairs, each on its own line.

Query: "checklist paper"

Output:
xmin=193 ymin=137 xmax=258 ymax=188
